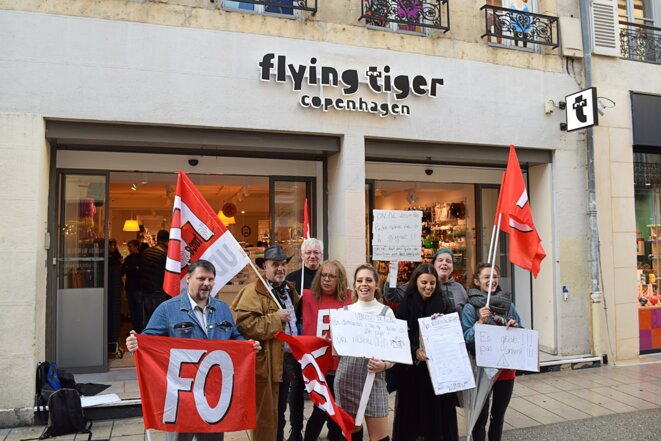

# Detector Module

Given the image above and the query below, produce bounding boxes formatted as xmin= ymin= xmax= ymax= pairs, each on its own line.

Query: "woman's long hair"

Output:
xmin=352 ymin=264 xmax=383 ymax=303
xmin=403 ymin=263 xmax=439 ymax=298
xmin=309 ymin=260 xmax=348 ymax=303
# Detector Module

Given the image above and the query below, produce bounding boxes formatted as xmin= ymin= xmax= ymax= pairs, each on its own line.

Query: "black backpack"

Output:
xmin=35 ymin=362 xmax=59 ymax=417
xmin=41 ymin=388 xmax=92 ymax=440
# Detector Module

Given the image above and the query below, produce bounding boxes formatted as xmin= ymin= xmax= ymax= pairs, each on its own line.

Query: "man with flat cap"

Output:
xmin=232 ymin=245 xmax=300 ymax=441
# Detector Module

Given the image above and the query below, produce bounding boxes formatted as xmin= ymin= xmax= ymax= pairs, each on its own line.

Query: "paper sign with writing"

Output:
xmin=474 ymin=324 xmax=539 ymax=372
xmin=418 ymin=313 xmax=476 ymax=395
xmin=329 ymin=309 xmax=412 ymax=364
xmin=372 ymin=210 xmax=422 ymax=261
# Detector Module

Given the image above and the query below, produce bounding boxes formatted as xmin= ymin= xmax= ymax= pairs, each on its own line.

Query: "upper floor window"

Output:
xmin=619 ymin=0 xmax=655 ymax=26
xmin=618 ymin=0 xmax=660 ymax=64
xmin=223 ymin=0 xmax=317 ymax=17
xmin=360 ymin=0 xmax=450 ymax=34
xmin=481 ymin=0 xmax=559 ymax=50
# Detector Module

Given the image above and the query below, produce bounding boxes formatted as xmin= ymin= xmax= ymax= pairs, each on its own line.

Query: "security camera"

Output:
xmin=425 ymin=169 xmax=433 ymax=176
xmin=188 ymin=159 xmax=199 ymax=166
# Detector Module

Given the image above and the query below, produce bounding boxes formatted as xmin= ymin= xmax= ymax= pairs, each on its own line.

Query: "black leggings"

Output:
xmin=471 ymin=379 xmax=514 ymax=441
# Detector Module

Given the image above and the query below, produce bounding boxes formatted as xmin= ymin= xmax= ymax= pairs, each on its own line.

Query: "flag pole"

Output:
xmin=246 ymin=259 xmax=285 ymax=307
xmin=486 ymin=213 xmax=502 ymax=308
xmin=300 ymin=257 xmax=305 ymax=296
xmin=486 ymin=224 xmax=498 ymax=264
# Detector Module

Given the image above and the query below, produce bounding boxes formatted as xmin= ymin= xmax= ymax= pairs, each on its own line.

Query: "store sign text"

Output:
xmin=259 ymin=54 xmax=444 ymax=118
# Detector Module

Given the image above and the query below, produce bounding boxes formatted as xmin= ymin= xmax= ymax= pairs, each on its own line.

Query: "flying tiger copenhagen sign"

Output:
xmin=259 ymin=53 xmax=444 ymax=117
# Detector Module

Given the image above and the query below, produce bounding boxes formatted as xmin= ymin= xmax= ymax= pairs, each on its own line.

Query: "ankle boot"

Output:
xmin=350 ymin=428 xmax=364 ymax=441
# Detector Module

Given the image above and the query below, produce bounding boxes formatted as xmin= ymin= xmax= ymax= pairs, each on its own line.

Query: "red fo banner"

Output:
xmin=303 ymin=197 xmax=311 ymax=240
xmin=134 ymin=334 xmax=256 ymax=432
xmin=164 ymin=171 xmax=250 ymax=296
xmin=275 ymin=332 xmax=355 ymax=441
xmin=494 ymin=145 xmax=546 ymax=277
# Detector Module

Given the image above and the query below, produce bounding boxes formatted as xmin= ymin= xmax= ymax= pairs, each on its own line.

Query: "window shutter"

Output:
xmin=590 ymin=0 xmax=621 ymax=56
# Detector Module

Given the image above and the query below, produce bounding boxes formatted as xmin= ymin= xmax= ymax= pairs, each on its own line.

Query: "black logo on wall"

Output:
xmin=564 ymin=87 xmax=598 ymax=132
xmin=259 ymin=53 xmax=444 ymax=118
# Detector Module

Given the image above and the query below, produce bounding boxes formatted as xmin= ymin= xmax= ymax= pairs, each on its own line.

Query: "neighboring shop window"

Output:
xmin=633 ymin=152 xmax=661 ymax=353
xmin=223 ymin=1 xmax=295 ymax=17
xmin=485 ymin=0 xmax=539 ymax=51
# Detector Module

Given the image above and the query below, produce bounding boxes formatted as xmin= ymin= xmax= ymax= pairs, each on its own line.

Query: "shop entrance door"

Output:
xmin=55 ymin=172 xmax=108 ymax=371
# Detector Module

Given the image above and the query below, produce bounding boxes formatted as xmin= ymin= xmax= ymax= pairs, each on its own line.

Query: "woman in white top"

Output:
xmin=334 ymin=264 xmax=395 ymax=441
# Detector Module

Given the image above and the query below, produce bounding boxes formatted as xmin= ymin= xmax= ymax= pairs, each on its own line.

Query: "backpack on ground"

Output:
xmin=35 ymin=362 xmax=60 ymax=416
xmin=41 ymin=388 xmax=93 ymax=440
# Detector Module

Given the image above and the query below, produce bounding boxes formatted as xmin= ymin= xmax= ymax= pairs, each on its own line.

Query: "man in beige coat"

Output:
xmin=232 ymin=245 xmax=300 ymax=441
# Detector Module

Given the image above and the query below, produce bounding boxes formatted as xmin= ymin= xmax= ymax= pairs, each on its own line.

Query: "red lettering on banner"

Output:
xmin=134 ymin=335 xmax=256 ymax=433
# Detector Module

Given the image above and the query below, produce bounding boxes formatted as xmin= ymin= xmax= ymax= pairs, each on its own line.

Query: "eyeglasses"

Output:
xmin=303 ymin=250 xmax=322 ymax=256
xmin=320 ymin=273 xmax=337 ymax=280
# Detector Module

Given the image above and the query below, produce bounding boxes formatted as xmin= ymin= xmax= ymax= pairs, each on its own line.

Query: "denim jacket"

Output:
xmin=143 ymin=291 xmax=245 ymax=341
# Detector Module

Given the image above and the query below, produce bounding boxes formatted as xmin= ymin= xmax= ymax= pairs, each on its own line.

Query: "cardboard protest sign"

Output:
xmin=134 ymin=335 xmax=256 ymax=432
xmin=475 ymin=324 xmax=539 ymax=372
xmin=418 ymin=313 xmax=476 ymax=395
xmin=372 ymin=210 xmax=422 ymax=261
xmin=329 ymin=309 xmax=412 ymax=364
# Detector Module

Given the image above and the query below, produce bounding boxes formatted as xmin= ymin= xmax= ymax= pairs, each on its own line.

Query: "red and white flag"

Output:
xmin=134 ymin=334 xmax=256 ymax=432
xmin=495 ymin=145 xmax=546 ymax=277
xmin=275 ymin=332 xmax=355 ymax=441
xmin=164 ymin=171 xmax=250 ymax=296
xmin=303 ymin=198 xmax=311 ymax=240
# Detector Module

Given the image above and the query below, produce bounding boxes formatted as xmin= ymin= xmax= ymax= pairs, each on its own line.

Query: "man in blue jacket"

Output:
xmin=127 ymin=259 xmax=260 ymax=441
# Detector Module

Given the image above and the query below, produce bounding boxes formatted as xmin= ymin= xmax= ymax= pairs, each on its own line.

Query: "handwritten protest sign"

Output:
xmin=418 ymin=313 xmax=475 ymax=395
xmin=475 ymin=324 xmax=539 ymax=372
xmin=330 ymin=309 xmax=412 ymax=364
xmin=372 ymin=210 xmax=422 ymax=261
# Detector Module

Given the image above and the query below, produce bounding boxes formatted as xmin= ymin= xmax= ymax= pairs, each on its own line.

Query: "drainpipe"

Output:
xmin=579 ymin=0 xmax=604 ymax=361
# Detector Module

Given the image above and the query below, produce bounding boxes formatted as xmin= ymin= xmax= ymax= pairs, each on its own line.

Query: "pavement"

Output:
xmin=2 ymin=358 xmax=661 ymax=441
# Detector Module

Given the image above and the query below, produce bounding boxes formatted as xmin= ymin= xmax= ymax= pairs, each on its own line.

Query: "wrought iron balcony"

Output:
xmin=480 ymin=4 xmax=558 ymax=48
xmin=620 ymin=21 xmax=661 ymax=64
xmin=359 ymin=0 xmax=450 ymax=32
xmin=228 ymin=0 xmax=317 ymax=14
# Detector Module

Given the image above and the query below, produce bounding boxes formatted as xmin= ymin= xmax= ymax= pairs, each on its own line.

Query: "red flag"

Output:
xmin=164 ymin=171 xmax=250 ymax=296
xmin=495 ymin=145 xmax=546 ymax=277
xmin=134 ymin=335 xmax=256 ymax=432
xmin=303 ymin=198 xmax=311 ymax=240
xmin=275 ymin=332 xmax=355 ymax=441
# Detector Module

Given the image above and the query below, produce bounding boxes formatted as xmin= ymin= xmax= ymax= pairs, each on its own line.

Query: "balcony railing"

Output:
xmin=359 ymin=0 xmax=450 ymax=32
xmin=480 ymin=4 xmax=558 ymax=48
xmin=230 ymin=0 xmax=317 ymax=14
xmin=620 ymin=21 xmax=661 ymax=64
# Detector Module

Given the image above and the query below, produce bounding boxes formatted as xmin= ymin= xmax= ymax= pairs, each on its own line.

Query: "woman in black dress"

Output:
xmin=392 ymin=263 xmax=459 ymax=441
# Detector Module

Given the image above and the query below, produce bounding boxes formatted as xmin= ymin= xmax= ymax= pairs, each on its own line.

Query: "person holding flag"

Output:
xmin=300 ymin=260 xmax=353 ymax=441
xmin=460 ymin=263 xmax=522 ymax=441
xmin=125 ymin=259 xmax=261 ymax=441
xmin=232 ymin=245 xmax=300 ymax=441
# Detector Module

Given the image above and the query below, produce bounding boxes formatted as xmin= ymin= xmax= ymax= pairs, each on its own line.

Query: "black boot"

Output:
xmin=377 ymin=437 xmax=390 ymax=441
xmin=351 ymin=428 xmax=364 ymax=441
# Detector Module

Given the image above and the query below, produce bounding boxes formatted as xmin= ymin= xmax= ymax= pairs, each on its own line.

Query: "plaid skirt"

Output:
xmin=334 ymin=356 xmax=389 ymax=417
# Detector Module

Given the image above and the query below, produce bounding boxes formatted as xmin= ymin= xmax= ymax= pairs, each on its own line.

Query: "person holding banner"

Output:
xmin=301 ymin=260 xmax=353 ymax=441
xmin=460 ymin=263 xmax=521 ymax=441
xmin=232 ymin=245 xmax=300 ymax=441
xmin=284 ymin=238 xmax=323 ymax=441
xmin=384 ymin=248 xmax=467 ymax=313
xmin=125 ymin=259 xmax=261 ymax=441
xmin=392 ymin=264 xmax=458 ymax=441
xmin=335 ymin=264 xmax=394 ymax=441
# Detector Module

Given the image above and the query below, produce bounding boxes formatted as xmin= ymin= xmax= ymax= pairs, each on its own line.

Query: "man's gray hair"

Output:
xmin=301 ymin=238 xmax=324 ymax=254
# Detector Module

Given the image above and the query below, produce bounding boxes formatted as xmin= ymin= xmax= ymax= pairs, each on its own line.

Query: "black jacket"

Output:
xmin=139 ymin=243 xmax=167 ymax=293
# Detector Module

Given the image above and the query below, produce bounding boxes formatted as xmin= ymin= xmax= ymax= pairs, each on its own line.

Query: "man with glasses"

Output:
xmin=286 ymin=238 xmax=323 ymax=294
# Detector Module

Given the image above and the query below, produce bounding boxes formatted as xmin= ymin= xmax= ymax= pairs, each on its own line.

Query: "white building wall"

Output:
xmin=0 ymin=114 xmax=50 ymax=425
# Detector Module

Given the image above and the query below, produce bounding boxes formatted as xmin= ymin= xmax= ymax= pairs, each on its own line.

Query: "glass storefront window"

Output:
xmin=634 ymin=152 xmax=661 ymax=353
xmin=272 ymin=179 xmax=311 ymax=273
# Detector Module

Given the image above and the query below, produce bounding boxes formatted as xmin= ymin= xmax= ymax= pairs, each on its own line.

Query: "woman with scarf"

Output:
xmin=392 ymin=264 xmax=458 ymax=441
xmin=302 ymin=260 xmax=353 ymax=441
xmin=460 ymin=263 xmax=522 ymax=441
xmin=335 ymin=264 xmax=394 ymax=441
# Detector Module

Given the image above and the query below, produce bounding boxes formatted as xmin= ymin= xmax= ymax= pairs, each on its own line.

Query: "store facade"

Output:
xmin=0 ymin=6 xmax=590 ymax=424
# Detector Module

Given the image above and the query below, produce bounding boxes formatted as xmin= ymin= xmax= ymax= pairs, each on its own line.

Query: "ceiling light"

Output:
xmin=122 ymin=219 xmax=140 ymax=232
